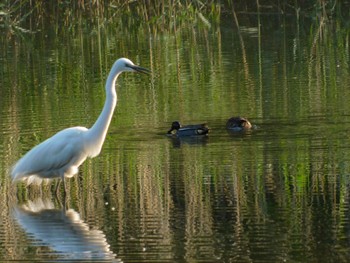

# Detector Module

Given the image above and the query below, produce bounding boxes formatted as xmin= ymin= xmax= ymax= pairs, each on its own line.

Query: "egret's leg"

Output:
xmin=55 ymin=180 xmax=61 ymax=196
xmin=62 ymin=176 xmax=67 ymax=195
xmin=39 ymin=185 xmax=43 ymax=196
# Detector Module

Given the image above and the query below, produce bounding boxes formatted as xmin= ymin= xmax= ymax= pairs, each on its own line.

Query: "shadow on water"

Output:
xmin=11 ymin=198 xmax=119 ymax=262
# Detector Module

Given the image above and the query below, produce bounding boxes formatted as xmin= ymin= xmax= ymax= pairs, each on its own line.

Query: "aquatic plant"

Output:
xmin=1 ymin=0 xmax=348 ymax=38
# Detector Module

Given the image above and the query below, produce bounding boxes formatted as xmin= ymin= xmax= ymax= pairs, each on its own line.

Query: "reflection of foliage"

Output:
xmin=1 ymin=0 xmax=349 ymax=37
xmin=0 ymin=0 xmax=221 ymax=35
xmin=1 ymin=1 xmax=350 ymax=262
xmin=0 ymin=1 xmax=34 ymax=37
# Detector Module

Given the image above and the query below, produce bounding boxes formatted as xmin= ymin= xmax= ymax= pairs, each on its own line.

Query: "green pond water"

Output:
xmin=1 ymin=12 xmax=350 ymax=263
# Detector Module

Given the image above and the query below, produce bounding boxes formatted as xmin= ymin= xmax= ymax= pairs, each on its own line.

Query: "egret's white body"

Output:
xmin=11 ymin=58 xmax=149 ymax=191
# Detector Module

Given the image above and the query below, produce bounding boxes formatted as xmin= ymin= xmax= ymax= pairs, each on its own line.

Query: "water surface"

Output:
xmin=1 ymin=13 xmax=350 ymax=263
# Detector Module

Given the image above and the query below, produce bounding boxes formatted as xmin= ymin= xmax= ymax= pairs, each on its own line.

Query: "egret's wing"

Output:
xmin=11 ymin=127 xmax=88 ymax=182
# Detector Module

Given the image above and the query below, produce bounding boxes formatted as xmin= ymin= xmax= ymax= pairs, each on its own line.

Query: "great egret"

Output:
xmin=11 ymin=58 xmax=150 ymax=194
xmin=226 ymin=117 xmax=252 ymax=131
xmin=167 ymin=121 xmax=209 ymax=136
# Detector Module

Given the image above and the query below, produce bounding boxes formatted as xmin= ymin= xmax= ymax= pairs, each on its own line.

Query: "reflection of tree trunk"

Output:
xmin=308 ymin=16 xmax=326 ymax=114
xmin=231 ymin=1 xmax=256 ymax=110
xmin=147 ymin=24 xmax=157 ymax=120
xmin=256 ymin=0 xmax=263 ymax=116
xmin=232 ymin=165 xmax=249 ymax=257
xmin=282 ymin=5 xmax=288 ymax=115
xmin=183 ymin=161 xmax=214 ymax=261
xmin=310 ymin=16 xmax=326 ymax=58
xmin=231 ymin=2 xmax=250 ymax=80
xmin=174 ymin=17 xmax=184 ymax=117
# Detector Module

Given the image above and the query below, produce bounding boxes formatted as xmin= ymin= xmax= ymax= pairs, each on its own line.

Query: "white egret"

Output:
xmin=11 ymin=58 xmax=150 ymax=194
xmin=167 ymin=121 xmax=209 ymax=137
xmin=226 ymin=117 xmax=252 ymax=131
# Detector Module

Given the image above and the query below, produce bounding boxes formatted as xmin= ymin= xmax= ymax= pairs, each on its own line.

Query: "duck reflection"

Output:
xmin=12 ymin=198 xmax=118 ymax=261
xmin=168 ymin=135 xmax=209 ymax=147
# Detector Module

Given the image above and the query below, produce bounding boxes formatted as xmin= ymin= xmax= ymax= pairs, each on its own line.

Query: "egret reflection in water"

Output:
xmin=12 ymin=198 xmax=118 ymax=261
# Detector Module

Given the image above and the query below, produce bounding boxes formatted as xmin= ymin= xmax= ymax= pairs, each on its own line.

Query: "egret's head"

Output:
xmin=114 ymin=58 xmax=151 ymax=74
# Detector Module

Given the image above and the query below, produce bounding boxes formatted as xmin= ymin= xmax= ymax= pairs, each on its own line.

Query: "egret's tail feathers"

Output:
xmin=26 ymin=175 xmax=44 ymax=186
xmin=11 ymin=164 xmax=24 ymax=182
xmin=11 ymin=172 xmax=46 ymax=186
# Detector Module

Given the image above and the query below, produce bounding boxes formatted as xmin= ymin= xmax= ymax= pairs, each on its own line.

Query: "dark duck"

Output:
xmin=226 ymin=117 xmax=252 ymax=132
xmin=167 ymin=121 xmax=209 ymax=137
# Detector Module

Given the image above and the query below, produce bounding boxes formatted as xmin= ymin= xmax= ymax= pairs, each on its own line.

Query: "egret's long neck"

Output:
xmin=87 ymin=70 xmax=120 ymax=156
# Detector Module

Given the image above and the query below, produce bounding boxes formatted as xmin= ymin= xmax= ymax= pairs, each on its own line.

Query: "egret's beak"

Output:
xmin=129 ymin=64 xmax=151 ymax=74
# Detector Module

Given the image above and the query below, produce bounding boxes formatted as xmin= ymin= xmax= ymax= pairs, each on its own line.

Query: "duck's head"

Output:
xmin=167 ymin=121 xmax=181 ymax=134
xmin=226 ymin=117 xmax=252 ymax=131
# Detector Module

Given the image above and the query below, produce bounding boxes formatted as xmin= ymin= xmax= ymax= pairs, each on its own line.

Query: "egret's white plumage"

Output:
xmin=11 ymin=58 xmax=150 ymax=192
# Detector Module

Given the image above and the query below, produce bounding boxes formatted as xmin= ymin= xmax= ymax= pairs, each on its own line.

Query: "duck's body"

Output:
xmin=226 ymin=117 xmax=252 ymax=132
xmin=167 ymin=121 xmax=209 ymax=137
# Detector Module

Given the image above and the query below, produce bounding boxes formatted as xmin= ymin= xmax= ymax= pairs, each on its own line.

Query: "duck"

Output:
xmin=226 ymin=117 xmax=252 ymax=131
xmin=167 ymin=121 xmax=209 ymax=137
